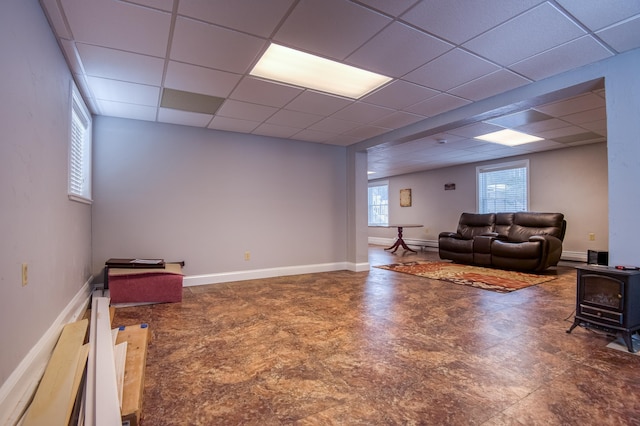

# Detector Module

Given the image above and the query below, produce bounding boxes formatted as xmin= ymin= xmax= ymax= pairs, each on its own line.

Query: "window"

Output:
xmin=68 ymin=82 xmax=92 ymax=203
xmin=477 ymin=160 xmax=529 ymax=213
xmin=368 ymin=180 xmax=389 ymax=226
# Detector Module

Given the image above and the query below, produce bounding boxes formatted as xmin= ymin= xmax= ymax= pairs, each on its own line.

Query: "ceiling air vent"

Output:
xmin=160 ymin=88 xmax=225 ymax=115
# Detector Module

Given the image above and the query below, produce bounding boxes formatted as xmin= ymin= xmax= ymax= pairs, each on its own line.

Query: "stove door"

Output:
xmin=580 ymin=273 xmax=624 ymax=311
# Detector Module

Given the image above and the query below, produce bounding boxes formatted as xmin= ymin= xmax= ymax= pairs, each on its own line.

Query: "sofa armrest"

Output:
xmin=439 ymin=231 xmax=462 ymax=239
xmin=529 ymin=235 xmax=563 ymax=269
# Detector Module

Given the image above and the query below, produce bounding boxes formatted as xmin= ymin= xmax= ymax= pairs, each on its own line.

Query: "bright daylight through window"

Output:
xmin=68 ymin=82 xmax=92 ymax=203
xmin=477 ymin=160 xmax=529 ymax=213
xmin=368 ymin=181 xmax=389 ymax=226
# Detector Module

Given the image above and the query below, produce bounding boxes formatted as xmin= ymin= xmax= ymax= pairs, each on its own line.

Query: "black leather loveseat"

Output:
xmin=438 ymin=212 xmax=566 ymax=272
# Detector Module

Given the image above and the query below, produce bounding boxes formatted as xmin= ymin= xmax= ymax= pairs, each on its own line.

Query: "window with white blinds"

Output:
xmin=368 ymin=180 xmax=389 ymax=226
xmin=68 ymin=83 xmax=92 ymax=203
xmin=477 ymin=160 xmax=529 ymax=213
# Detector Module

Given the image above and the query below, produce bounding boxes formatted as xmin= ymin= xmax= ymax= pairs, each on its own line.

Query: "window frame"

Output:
xmin=68 ymin=81 xmax=93 ymax=204
xmin=368 ymin=180 xmax=389 ymax=226
xmin=476 ymin=159 xmax=529 ymax=213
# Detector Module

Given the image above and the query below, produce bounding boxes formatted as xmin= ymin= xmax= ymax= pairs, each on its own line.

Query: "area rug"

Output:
xmin=375 ymin=261 xmax=557 ymax=293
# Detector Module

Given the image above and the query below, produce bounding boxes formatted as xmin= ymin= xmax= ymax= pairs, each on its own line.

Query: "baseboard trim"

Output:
xmin=183 ymin=262 xmax=363 ymax=287
xmin=0 ymin=276 xmax=93 ymax=426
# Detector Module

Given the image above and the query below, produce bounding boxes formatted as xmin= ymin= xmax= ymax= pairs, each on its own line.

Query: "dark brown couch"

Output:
xmin=438 ymin=212 xmax=566 ymax=272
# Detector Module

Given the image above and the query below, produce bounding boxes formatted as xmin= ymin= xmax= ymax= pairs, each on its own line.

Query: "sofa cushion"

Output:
xmin=457 ymin=213 xmax=495 ymax=239
xmin=495 ymin=213 xmax=514 ymax=237
xmin=507 ymin=212 xmax=565 ymax=242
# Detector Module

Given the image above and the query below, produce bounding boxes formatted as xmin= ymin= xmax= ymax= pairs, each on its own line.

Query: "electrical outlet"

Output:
xmin=244 ymin=251 xmax=250 ymax=261
xmin=22 ymin=263 xmax=28 ymax=286
xmin=589 ymin=233 xmax=595 ymax=241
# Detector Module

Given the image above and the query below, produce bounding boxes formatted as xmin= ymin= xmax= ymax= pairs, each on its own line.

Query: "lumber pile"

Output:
xmin=20 ymin=292 xmax=149 ymax=425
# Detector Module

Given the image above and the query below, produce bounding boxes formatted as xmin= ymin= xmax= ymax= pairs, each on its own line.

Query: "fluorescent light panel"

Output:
xmin=474 ymin=129 xmax=543 ymax=146
xmin=250 ymin=43 xmax=392 ymax=99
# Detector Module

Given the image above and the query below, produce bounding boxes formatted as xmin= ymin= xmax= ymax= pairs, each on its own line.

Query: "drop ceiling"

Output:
xmin=39 ymin=0 xmax=640 ymax=178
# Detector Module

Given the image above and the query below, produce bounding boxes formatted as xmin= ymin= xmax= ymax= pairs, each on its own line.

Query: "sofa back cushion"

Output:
xmin=495 ymin=213 xmax=514 ymax=237
xmin=507 ymin=212 xmax=565 ymax=242
xmin=457 ymin=213 xmax=495 ymax=240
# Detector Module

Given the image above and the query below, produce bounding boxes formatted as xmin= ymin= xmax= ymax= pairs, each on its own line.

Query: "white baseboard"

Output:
xmin=183 ymin=261 xmax=368 ymax=287
xmin=0 ymin=276 xmax=93 ymax=426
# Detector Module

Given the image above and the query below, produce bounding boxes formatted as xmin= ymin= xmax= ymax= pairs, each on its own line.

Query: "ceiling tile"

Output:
xmin=266 ymin=109 xmax=324 ymax=128
xmin=60 ymin=0 xmax=171 ymax=57
xmin=401 ymin=0 xmax=544 ymax=44
xmin=448 ymin=69 xmax=531 ymax=101
xmin=555 ymin=0 xmax=640 ymax=31
xmin=462 ymin=2 xmax=586 ymax=66
xmin=178 ymin=0 xmax=295 ymax=37
xmin=229 ymin=77 xmax=302 ymax=108
xmin=510 ymin=36 xmax=613 ymax=81
xmin=157 ymin=108 xmax=213 ymax=127
xmin=128 ymin=0 xmax=174 ymax=12
xmin=330 ymin=102 xmax=394 ymax=124
xmin=95 ymin=100 xmax=157 ymax=121
xmin=292 ymin=129 xmax=337 ymax=143
xmin=486 ymin=110 xmax=553 ymax=128
xmin=534 ymin=93 xmax=605 ymax=116
xmin=164 ymin=61 xmax=242 ymax=98
xmin=346 ymin=22 xmax=453 ymax=77
xmin=274 ymin=0 xmax=391 ymax=60
xmin=404 ymin=49 xmax=500 ymax=91
xmin=355 ymin=0 xmax=420 ymax=17
xmin=170 ymin=16 xmax=265 ymax=73
xmin=284 ymin=91 xmax=352 ymax=116
xmin=208 ymin=116 xmax=260 ymax=133
xmin=535 ymin=125 xmax=588 ymax=139
xmin=309 ymin=117 xmax=361 ymax=134
xmin=216 ymin=99 xmax=278 ymax=122
xmin=76 ymin=44 xmax=165 ymax=85
xmin=372 ymin=111 xmax=425 ymax=129
xmin=344 ymin=125 xmax=389 ymax=140
xmin=362 ymin=80 xmax=439 ymax=110
xmin=404 ymin=93 xmax=471 ymax=117
xmin=562 ymin=107 xmax=607 ymax=125
xmin=252 ymin=123 xmax=301 ymax=138
xmin=512 ymin=118 xmax=572 ymax=135
xmin=596 ymin=15 xmax=640 ymax=53
xmin=86 ymin=76 xmax=160 ymax=105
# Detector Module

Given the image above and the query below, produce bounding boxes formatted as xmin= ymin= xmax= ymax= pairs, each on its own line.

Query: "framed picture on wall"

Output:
xmin=400 ymin=188 xmax=412 ymax=207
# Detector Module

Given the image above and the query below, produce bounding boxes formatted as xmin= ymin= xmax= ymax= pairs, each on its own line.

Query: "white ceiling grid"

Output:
xmin=38 ymin=0 xmax=640 ymax=177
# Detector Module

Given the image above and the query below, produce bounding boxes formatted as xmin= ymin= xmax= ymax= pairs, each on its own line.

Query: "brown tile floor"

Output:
xmin=113 ymin=246 xmax=640 ymax=425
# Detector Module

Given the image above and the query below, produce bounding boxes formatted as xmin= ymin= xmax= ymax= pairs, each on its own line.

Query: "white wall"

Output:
xmin=92 ymin=117 xmax=348 ymax=278
xmin=368 ymin=142 xmax=608 ymax=258
xmin=0 ymin=0 xmax=92 ymax=387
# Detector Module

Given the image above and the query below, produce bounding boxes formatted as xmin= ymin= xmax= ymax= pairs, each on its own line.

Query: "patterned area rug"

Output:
xmin=375 ymin=261 xmax=557 ymax=293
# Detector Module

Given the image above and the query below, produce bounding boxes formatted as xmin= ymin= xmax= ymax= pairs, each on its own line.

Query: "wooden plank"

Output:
xmin=115 ymin=324 xmax=150 ymax=426
xmin=93 ymin=297 xmax=122 ymax=425
xmin=21 ymin=319 xmax=88 ymax=426
xmin=114 ymin=342 xmax=128 ymax=408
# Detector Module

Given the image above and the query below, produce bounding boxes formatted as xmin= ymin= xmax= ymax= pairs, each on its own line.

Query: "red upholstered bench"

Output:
xmin=108 ymin=263 xmax=183 ymax=305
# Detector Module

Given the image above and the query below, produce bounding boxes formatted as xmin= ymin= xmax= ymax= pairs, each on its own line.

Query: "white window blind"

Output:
xmin=368 ymin=180 xmax=389 ymax=226
xmin=477 ymin=160 xmax=528 ymax=213
xmin=69 ymin=83 xmax=92 ymax=203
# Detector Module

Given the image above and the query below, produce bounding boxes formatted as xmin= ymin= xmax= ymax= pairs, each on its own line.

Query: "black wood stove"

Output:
xmin=567 ymin=265 xmax=640 ymax=352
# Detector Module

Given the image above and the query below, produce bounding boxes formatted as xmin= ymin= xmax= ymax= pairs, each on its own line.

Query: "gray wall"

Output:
xmin=92 ymin=117 xmax=348 ymax=278
xmin=0 ymin=0 xmax=92 ymax=385
xmin=369 ymin=142 xmax=609 ymax=257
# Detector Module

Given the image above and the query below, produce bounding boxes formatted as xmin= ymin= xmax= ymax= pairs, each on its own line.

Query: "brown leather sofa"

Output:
xmin=438 ymin=212 xmax=566 ymax=272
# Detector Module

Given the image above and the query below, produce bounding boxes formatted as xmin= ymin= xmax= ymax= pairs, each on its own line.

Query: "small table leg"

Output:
xmin=384 ymin=226 xmax=417 ymax=254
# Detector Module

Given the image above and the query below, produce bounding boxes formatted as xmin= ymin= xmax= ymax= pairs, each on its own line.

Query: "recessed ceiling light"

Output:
xmin=367 ymin=171 xmax=376 ymax=175
xmin=250 ymin=43 xmax=392 ymax=99
xmin=474 ymin=129 xmax=543 ymax=146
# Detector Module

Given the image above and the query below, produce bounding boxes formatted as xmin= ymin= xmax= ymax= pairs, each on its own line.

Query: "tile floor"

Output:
xmin=112 ymin=246 xmax=640 ymax=425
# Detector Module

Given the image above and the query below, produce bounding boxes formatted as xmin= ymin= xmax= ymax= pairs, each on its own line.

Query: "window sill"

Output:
xmin=68 ymin=194 xmax=93 ymax=205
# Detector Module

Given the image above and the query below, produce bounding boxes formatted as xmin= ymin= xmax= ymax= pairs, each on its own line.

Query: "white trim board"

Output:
xmin=183 ymin=261 xmax=367 ymax=287
xmin=0 ymin=276 xmax=93 ymax=426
